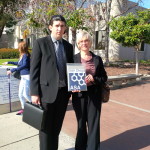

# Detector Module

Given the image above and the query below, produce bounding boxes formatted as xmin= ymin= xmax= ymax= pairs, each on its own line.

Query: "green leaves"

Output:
xmin=65 ymin=9 xmax=88 ymax=30
xmin=109 ymin=10 xmax=150 ymax=48
xmin=25 ymin=0 xmax=92 ymax=35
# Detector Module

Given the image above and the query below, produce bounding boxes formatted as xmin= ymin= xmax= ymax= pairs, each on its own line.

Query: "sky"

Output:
xmin=130 ymin=0 xmax=150 ymax=8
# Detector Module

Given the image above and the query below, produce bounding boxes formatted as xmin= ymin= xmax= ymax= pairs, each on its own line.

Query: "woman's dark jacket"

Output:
xmin=73 ymin=51 xmax=108 ymax=101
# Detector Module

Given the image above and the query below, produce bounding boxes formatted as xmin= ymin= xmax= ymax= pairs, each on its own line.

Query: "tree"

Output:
xmin=64 ymin=2 xmax=93 ymax=47
xmin=92 ymin=0 xmax=142 ymax=64
xmin=4 ymin=16 xmax=18 ymax=34
xmin=26 ymin=0 xmax=96 ymax=47
xmin=0 ymin=0 xmax=29 ymax=38
xmin=0 ymin=13 xmax=16 ymax=37
xmin=109 ymin=10 xmax=150 ymax=74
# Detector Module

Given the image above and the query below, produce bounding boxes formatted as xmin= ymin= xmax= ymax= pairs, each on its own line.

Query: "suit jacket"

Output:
xmin=30 ymin=36 xmax=74 ymax=103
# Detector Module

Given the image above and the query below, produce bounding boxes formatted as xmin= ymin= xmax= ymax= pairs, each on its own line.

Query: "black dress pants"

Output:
xmin=39 ymin=87 xmax=70 ymax=150
xmin=72 ymin=86 xmax=102 ymax=150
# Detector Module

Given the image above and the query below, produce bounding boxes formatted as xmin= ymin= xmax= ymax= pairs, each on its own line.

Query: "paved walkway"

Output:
xmin=62 ymin=79 xmax=150 ymax=150
xmin=0 ymin=111 xmax=75 ymax=150
xmin=0 ymin=79 xmax=150 ymax=150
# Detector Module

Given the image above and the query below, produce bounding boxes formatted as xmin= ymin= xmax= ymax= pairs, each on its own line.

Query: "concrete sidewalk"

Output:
xmin=0 ymin=112 xmax=75 ymax=150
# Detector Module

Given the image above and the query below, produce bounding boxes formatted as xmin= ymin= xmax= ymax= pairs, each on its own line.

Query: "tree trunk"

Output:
xmin=104 ymin=0 xmax=112 ymax=65
xmin=105 ymin=26 xmax=110 ymax=65
xmin=0 ymin=5 xmax=8 ymax=39
xmin=135 ymin=50 xmax=139 ymax=75
xmin=135 ymin=50 xmax=139 ymax=74
xmin=0 ymin=24 xmax=5 ymax=39
xmin=70 ymin=28 xmax=76 ymax=51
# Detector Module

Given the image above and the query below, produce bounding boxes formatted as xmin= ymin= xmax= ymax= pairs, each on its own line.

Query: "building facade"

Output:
xmin=0 ymin=0 xmax=150 ymax=61
xmin=94 ymin=0 xmax=150 ymax=61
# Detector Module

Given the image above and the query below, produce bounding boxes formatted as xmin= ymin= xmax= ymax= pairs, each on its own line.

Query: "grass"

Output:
xmin=0 ymin=59 xmax=18 ymax=65
xmin=139 ymin=60 xmax=150 ymax=65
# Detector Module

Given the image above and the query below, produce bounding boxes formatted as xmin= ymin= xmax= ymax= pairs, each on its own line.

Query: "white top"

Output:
xmin=21 ymin=74 xmax=30 ymax=80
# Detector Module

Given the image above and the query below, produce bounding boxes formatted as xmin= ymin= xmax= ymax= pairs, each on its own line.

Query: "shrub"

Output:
xmin=140 ymin=59 xmax=150 ymax=65
xmin=0 ymin=48 xmax=19 ymax=59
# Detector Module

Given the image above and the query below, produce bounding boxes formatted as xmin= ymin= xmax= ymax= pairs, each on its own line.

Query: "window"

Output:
xmin=140 ymin=42 xmax=145 ymax=51
xmin=95 ymin=30 xmax=106 ymax=50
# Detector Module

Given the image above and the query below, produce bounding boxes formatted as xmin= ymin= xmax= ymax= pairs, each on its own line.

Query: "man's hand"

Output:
xmin=31 ymin=95 xmax=41 ymax=105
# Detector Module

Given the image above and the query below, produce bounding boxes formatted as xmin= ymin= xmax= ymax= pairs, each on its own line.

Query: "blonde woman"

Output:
xmin=72 ymin=30 xmax=108 ymax=150
xmin=3 ymin=42 xmax=31 ymax=115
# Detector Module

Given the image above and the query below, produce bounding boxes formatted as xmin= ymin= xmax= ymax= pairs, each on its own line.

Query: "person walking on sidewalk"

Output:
xmin=72 ymin=30 xmax=108 ymax=150
xmin=30 ymin=15 xmax=74 ymax=150
xmin=3 ymin=41 xmax=31 ymax=115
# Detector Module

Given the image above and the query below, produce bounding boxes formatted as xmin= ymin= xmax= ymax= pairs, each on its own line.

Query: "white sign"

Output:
xmin=0 ymin=66 xmax=19 ymax=104
xmin=67 ymin=63 xmax=87 ymax=91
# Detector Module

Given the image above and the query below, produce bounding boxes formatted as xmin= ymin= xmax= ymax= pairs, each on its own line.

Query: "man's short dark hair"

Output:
xmin=49 ymin=15 xmax=66 ymax=26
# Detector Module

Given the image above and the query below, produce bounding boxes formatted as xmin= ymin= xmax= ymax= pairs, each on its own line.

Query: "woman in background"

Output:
xmin=3 ymin=41 xmax=31 ymax=115
xmin=72 ymin=30 xmax=108 ymax=150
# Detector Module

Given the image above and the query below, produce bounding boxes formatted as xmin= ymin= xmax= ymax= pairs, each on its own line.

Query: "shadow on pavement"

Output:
xmin=101 ymin=125 xmax=150 ymax=150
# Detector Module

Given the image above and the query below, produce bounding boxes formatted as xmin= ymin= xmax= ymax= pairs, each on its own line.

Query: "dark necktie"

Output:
xmin=55 ymin=40 xmax=66 ymax=80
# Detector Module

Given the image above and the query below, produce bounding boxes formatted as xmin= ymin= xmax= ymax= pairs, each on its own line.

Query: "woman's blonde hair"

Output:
xmin=76 ymin=30 xmax=93 ymax=48
xmin=18 ymin=41 xmax=30 ymax=57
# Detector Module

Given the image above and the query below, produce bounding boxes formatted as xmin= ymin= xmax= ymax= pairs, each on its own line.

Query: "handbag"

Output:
xmin=101 ymin=83 xmax=110 ymax=103
xmin=12 ymin=71 xmax=21 ymax=80
xmin=22 ymin=102 xmax=46 ymax=130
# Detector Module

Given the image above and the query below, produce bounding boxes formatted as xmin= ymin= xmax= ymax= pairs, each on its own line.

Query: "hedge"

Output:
xmin=0 ymin=48 xmax=32 ymax=59
xmin=0 ymin=48 xmax=19 ymax=59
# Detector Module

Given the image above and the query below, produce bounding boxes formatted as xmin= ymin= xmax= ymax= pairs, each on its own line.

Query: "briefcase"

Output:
xmin=22 ymin=102 xmax=46 ymax=130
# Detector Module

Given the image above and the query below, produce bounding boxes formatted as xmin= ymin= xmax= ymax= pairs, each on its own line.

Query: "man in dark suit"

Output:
xmin=30 ymin=15 xmax=74 ymax=150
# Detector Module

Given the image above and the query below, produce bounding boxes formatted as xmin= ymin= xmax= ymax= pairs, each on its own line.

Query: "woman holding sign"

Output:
xmin=72 ymin=30 xmax=108 ymax=150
